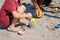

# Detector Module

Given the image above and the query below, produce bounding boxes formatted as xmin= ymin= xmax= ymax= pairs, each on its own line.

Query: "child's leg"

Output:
xmin=7 ymin=18 xmax=20 ymax=32
xmin=43 ymin=0 xmax=55 ymax=6
xmin=7 ymin=5 xmax=26 ymax=32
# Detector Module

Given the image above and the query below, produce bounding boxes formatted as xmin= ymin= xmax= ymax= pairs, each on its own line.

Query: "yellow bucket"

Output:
xmin=36 ymin=12 xmax=43 ymax=18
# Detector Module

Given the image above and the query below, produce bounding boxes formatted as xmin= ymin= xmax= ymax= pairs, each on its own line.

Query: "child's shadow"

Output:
xmin=15 ymin=22 xmax=27 ymax=27
xmin=0 ymin=22 xmax=27 ymax=30
xmin=44 ymin=13 xmax=60 ymax=19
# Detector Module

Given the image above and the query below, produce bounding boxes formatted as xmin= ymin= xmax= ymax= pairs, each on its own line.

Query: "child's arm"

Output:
xmin=12 ymin=11 xmax=32 ymax=19
xmin=32 ymin=0 xmax=43 ymax=16
xmin=32 ymin=0 xmax=40 ymax=10
xmin=39 ymin=0 xmax=44 ymax=7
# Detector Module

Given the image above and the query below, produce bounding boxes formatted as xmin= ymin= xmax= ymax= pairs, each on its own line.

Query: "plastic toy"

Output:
xmin=53 ymin=7 xmax=59 ymax=12
xmin=36 ymin=12 xmax=43 ymax=18
xmin=29 ymin=18 xmax=37 ymax=27
xmin=54 ymin=7 xmax=59 ymax=11
xmin=18 ymin=29 xmax=25 ymax=35
xmin=31 ymin=18 xmax=37 ymax=25
xmin=55 ymin=24 xmax=60 ymax=28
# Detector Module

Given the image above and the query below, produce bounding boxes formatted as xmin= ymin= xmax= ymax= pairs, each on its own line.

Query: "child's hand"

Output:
xmin=26 ymin=13 xmax=32 ymax=20
xmin=35 ymin=9 xmax=41 ymax=15
xmin=35 ymin=9 xmax=43 ymax=17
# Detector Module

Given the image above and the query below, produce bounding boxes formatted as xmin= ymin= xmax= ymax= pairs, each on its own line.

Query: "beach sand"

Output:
xmin=0 ymin=0 xmax=60 ymax=40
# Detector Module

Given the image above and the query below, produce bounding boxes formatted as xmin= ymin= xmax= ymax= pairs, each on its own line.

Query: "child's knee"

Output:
xmin=17 ymin=5 xmax=26 ymax=13
xmin=20 ymin=5 xmax=26 ymax=11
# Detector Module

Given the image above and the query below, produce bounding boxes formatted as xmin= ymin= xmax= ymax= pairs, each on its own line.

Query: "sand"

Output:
xmin=0 ymin=0 xmax=60 ymax=40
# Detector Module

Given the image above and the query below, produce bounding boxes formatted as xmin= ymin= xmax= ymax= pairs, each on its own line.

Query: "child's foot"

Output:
xmin=8 ymin=27 xmax=25 ymax=35
xmin=7 ymin=27 xmax=20 ymax=32
xmin=46 ymin=4 xmax=55 ymax=7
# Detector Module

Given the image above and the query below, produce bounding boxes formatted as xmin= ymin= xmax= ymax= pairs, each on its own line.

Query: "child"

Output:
xmin=32 ymin=0 xmax=55 ymax=16
xmin=0 ymin=0 xmax=32 ymax=32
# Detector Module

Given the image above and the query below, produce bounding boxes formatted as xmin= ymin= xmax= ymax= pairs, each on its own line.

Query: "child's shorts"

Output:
xmin=0 ymin=10 xmax=13 ymax=27
xmin=43 ymin=0 xmax=52 ymax=5
xmin=37 ymin=0 xmax=52 ymax=5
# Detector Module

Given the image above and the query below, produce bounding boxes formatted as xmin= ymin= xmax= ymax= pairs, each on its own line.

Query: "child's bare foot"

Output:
xmin=7 ymin=24 xmax=20 ymax=32
xmin=46 ymin=4 xmax=55 ymax=6
xmin=7 ymin=27 xmax=20 ymax=32
xmin=8 ymin=27 xmax=25 ymax=35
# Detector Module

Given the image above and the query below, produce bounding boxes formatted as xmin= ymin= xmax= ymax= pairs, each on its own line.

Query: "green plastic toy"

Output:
xmin=31 ymin=18 xmax=37 ymax=25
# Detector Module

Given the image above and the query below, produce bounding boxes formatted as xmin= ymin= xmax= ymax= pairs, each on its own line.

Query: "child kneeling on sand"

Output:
xmin=32 ymin=0 xmax=55 ymax=17
xmin=0 ymin=0 xmax=32 ymax=32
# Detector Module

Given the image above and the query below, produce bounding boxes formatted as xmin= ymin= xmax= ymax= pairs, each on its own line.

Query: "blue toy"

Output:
xmin=55 ymin=24 xmax=60 ymax=28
